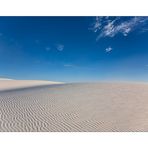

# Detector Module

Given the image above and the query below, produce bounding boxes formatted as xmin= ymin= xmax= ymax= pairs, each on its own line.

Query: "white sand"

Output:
xmin=0 ymin=80 xmax=63 ymax=91
xmin=1 ymin=82 xmax=148 ymax=132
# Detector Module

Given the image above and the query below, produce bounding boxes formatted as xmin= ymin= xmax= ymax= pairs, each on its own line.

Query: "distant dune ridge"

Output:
xmin=0 ymin=80 xmax=64 ymax=91
xmin=1 ymin=81 xmax=148 ymax=131
xmin=0 ymin=78 xmax=13 ymax=80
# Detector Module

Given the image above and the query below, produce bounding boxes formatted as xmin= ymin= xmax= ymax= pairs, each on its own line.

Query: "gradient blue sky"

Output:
xmin=0 ymin=17 xmax=148 ymax=82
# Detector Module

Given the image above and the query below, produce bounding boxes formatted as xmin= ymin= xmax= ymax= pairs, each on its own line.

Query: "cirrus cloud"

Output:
xmin=45 ymin=47 xmax=51 ymax=51
xmin=90 ymin=16 xmax=148 ymax=40
xmin=64 ymin=64 xmax=73 ymax=67
xmin=56 ymin=44 xmax=64 ymax=51
xmin=105 ymin=47 xmax=113 ymax=53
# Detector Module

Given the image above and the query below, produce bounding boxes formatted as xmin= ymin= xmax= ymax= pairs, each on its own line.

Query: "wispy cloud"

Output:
xmin=45 ymin=47 xmax=50 ymax=51
xmin=105 ymin=47 xmax=113 ymax=53
xmin=63 ymin=64 xmax=96 ymax=70
xmin=56 ymin=44 xmax=64 ymax=51
xmin=64 ymin=64 xmax=73 ymax=67
xmin=140 ymin=28 xmax=148 ymax=33
xmin=90 ymin=17 xmax=148 ymax=40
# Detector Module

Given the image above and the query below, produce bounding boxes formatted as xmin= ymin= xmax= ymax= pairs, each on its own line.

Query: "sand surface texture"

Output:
xmin=1 ymin=82 xmax=148 ymax=132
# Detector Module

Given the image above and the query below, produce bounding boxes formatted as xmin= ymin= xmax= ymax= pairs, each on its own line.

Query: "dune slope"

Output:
xmin=0 ymin=80 xmax=63 ymax=91
xmin=0 ymin=82 xmax=148 ymax=132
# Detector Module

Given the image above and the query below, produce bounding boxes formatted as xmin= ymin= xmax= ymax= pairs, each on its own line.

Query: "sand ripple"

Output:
xmin=1 ymin=83 xmax=148 ymax=132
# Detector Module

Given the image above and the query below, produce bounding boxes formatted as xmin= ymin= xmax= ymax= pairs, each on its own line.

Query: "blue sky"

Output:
xmin=0 ymin=17 xmax=148 ymax=82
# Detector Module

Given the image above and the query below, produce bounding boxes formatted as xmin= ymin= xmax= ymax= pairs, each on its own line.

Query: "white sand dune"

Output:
xmin=0 ymin=80 xmax=63 ymax=91
xmin=0 ymin=78 xmax=13 ymax=80
xmin=0 ymin=82 xmax=148 ymax=132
